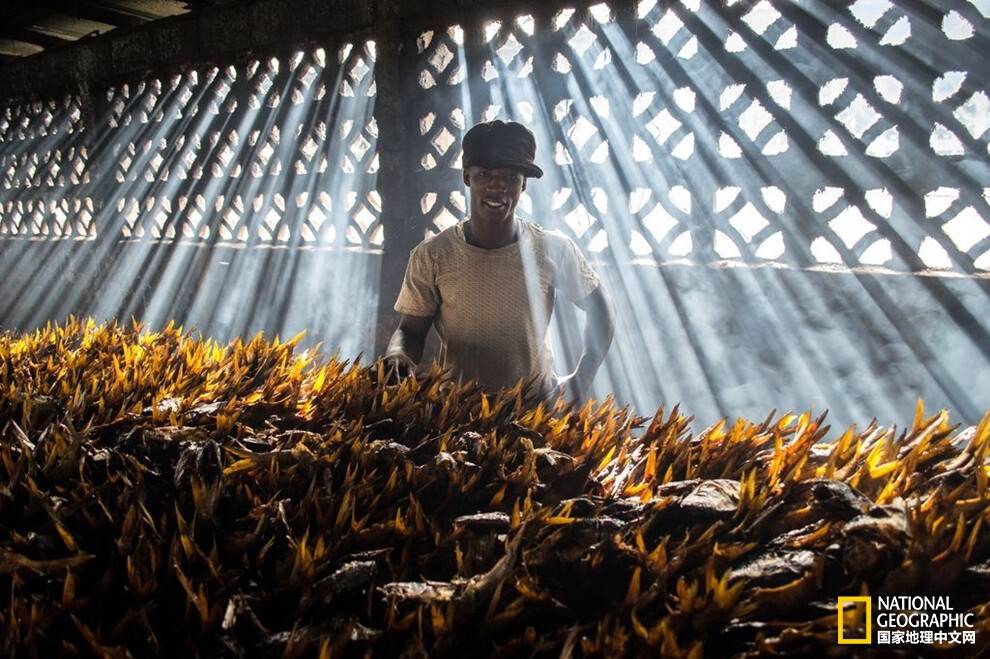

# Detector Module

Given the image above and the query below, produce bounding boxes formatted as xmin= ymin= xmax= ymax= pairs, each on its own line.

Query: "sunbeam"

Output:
xmin=406 ymin=1 xmax=989 ymax=427
xmin=2 ymin=43 xmax=381 ymax=359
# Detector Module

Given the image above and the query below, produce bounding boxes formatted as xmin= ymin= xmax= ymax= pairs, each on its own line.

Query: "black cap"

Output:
xmin=462 ymin=120 xmax=544 ymax=179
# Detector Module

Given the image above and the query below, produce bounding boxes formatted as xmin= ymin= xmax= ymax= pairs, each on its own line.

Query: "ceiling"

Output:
xmin=0 ymin=1 xmax=243 ymax=64
xmin=0 ymin=0 xmax=563 ymax=102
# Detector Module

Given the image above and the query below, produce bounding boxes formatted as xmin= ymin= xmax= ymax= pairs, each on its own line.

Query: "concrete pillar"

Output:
xmin=372 ymin=0 xmax=423 ymax=357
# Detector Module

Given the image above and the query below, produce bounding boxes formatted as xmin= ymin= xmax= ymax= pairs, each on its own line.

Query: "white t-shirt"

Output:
xmin=394 ymin=219 xmax=601 ymax=396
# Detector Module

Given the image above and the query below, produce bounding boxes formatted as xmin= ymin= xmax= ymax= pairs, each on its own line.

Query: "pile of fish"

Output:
xmin=1 ymin=317 xmax=987 ymax=657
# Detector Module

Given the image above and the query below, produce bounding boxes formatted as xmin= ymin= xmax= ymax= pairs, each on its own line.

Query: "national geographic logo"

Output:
xmin=837 ymin=596 xmax=977 ymax=646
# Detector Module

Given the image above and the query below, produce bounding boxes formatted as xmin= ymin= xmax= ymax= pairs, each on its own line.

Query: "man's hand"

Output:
xmin=384 ymin=352 xmax=418 ymax=383
xmin=383 ymin=313 xmax=433 ymax=384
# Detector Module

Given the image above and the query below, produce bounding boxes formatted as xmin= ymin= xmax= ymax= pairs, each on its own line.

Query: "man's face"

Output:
xmin=464 ymin=166 xmax=526 ymax=224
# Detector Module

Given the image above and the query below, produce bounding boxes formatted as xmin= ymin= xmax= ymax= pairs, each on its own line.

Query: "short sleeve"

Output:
xmin=551 ymin=233 xmax=601 ymax=303
xmin=394 ymin=243 xmax=440 ymax=317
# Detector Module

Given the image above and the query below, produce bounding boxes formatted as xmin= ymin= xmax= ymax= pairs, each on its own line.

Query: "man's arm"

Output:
xmin=384 ymin=314 xmax=434 ymax=380
xmin=559 ymin=281 xmax=616 ymax=400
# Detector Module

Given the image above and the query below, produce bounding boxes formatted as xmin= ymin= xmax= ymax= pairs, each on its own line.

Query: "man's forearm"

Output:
xmin=576 ymin=319 xmax=613 ymax=382
xmin=573 ymin=283 xmax=616 ymax=389
xmin=386 ymin=326 xmax=426 ymax=364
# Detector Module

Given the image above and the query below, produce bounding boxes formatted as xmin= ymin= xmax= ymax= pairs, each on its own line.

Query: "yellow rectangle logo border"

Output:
xmin=838 ymin=596 xmax=872 ymax=644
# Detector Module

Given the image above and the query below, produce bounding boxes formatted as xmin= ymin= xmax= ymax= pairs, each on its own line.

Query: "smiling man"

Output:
xmin=384 ymin=120 xmax=615 ymax=402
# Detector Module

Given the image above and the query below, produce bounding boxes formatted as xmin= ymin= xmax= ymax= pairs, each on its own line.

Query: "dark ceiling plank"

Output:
xmin=0 ymin=27 xmax=76 ymax=50
xmin=46 ymin=1 xmax=150 ymax=28
xmin=0 ymin=38 xmax=45 ymax=58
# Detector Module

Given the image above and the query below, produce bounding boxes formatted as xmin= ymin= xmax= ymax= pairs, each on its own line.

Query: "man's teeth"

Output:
xmin=484 ymin=200 xmax=505 ymax=208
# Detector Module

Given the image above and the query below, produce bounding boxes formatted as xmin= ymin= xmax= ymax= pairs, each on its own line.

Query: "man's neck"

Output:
xmin=465 ymin=217 xmax=519 ymax=249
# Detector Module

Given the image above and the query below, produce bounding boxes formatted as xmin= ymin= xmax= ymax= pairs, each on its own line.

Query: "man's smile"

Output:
xmin=482 ymin=198 xmax=507 ymax=210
